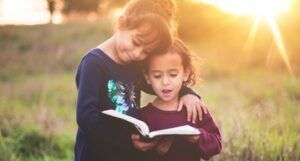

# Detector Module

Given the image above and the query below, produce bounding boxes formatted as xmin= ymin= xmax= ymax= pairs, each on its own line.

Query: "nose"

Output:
xmin=132 ymin=47 xmax=144 ymax=60
xmin=162 ymin=75 xmax=170 ymax=85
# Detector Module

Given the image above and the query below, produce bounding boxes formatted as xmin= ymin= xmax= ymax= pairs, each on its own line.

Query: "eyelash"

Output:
xmin=133 ymin=40 xmax=140 ymax=46
xmin=153 ymin=75 xmax=161 ymax=79
xmin=144 ymin=50 xmax=150 ymax=55
xmin=133 ymin=40 xmax=151 ymax=55
xmin=153 ymin=74 xmax=177 ymax=79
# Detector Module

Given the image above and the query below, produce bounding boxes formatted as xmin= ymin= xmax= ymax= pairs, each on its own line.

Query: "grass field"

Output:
xmin=0 ymin=21 xmax=299 ymax=161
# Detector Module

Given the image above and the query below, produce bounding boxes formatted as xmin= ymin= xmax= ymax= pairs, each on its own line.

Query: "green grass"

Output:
xmin=0 ymin=21 xmax=299 ymax=161
xmin=195 ymin=72 xmax=300 ymax=161
xmin=0 ymin=72 xmax=76 ymax=161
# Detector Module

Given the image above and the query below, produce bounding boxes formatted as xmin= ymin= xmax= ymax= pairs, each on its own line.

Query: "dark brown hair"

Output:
xmin=120 ymin=0 xmax=177 ymax=54
xmin=124 ymin=0 xmax=177 ymax=31
xmin=144 ymin=38 xmax=197 ymax=86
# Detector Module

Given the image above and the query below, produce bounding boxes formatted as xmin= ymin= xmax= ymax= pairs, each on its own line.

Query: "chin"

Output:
xmin=160 ymin=97 xmax=175 ymax=102
xmin=120 ymin=57 xmax=131 ymax=64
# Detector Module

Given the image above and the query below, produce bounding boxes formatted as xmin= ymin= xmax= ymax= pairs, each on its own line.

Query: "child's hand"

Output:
xmin=156 ymin=136 xmax=174 ymax=155
xmin=178 ymin=94 xmax=208 ymax=123
xmin=131 ymin=134 xmax=160 ymax=151
xmin=182 ymin=135 xmax=200 ymax=143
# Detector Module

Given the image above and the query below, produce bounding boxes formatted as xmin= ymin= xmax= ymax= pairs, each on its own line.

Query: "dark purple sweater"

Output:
xmin=139 ymin=103 xmax=222 ymax=161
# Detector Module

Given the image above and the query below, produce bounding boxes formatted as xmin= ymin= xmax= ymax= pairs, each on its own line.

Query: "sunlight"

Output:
xmin=266 ymin=16 xmax=293 ymax=77
xmin=244 ymin=18 xmax=260 ymax=51
xmin=0 ymin=0 xmax=63 ymax=25
xmin=193 ymin=0 xmax=294 ymax=77
xmin=53 ymin=12 xmax=63 ymax=24
xmin=193 ymin=0 xmax=292 ymax=17
xmin=0 ymin=0 xmax=48 ymax=25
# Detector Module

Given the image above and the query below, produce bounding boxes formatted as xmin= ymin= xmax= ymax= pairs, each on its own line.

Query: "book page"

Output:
xmin=148 ymin=125 xmax=200 ymax=138
xmin=102 ymin=110 xmax=150 ymax=136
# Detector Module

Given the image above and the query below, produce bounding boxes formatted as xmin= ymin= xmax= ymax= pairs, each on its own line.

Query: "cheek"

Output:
xmin=117 ymin=38 xmax=130 ymax=50
xmin=173 ymin=75 xmax=185 ymax=86
xmin=118 ymin=42 xmax=129 ymax=50
xmin=149 ymin=78 xmax=160 ymax=88
xmin=137 ymin=53 xmax=147 ymax=61
xmin=115 ymin=40 xmax=123 ymax=51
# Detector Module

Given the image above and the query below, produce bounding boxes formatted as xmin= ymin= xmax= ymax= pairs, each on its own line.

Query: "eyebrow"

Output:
xmin=135 ymin=37 xmax=142 ymax=45
xmin=169 ymin=69 xmax=179 ymax=72
xmin=134 ymin=36 xmax=154 ymax=54
xmin=149 ymin=70 xmax=162 ymax=74
xmin=136 ymin=33 xmax=158 ymax=52
xmin=149 ymin=69 xmax=179 ymax=73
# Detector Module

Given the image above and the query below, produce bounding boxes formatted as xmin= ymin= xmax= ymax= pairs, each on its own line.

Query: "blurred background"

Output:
xmin=0 ymin=0 xmax=299 ymax=160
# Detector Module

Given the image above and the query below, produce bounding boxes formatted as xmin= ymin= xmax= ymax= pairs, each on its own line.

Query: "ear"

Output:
xmin=117 ymin=15 xmax=127 ymax=30
xmin=183 ymin=68 xmax=191 ymax=82
xmin=144 ymin=74 xmax=151 ymax=85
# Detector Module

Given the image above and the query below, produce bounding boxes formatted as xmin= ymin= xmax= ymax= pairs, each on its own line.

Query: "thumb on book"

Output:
xmin=131 ymin=134 xmax=140 ymax=140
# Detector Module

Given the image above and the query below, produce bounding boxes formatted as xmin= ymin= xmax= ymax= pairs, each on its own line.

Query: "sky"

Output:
xmin=0 ymin=0 xmax=61 ymax=25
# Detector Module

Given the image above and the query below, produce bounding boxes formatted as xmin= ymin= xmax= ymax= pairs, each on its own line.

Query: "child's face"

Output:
xmin=115 ymin=25 xmax=156 ymax=64
xmin=145 ymin=52 xmax=189 ymax=102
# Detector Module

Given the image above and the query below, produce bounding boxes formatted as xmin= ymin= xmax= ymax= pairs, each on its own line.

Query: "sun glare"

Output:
xmin=193 ymin=0 xmax=294 ymax=77
xmin=0 ymin=0 xmax=63 ymax=25
xmin=194 ymin=0 xmax=292 ymax=17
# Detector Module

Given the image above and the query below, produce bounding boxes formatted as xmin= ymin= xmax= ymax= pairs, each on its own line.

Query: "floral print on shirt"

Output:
xmin=107 ymin=80 xmax=137 ymax=114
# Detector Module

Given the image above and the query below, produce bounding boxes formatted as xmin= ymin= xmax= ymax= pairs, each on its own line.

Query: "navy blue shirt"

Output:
xmin=75 ymin=48 xmax=198 ymax=161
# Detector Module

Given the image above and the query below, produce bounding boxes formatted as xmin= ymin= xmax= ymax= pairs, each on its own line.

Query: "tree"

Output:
xmin=62 ymin=0 xmax=129 ymax=16
xmin=47 ymin=0 xmax=56 ymax=24
xmin=62 ymin=0 xmax=101 ymax=14
xmin=106 ymin=0 xmax=128 ymax=8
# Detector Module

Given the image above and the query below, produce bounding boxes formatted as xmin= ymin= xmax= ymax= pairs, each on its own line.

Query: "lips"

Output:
xmin=162 ymin=89 xmax=172 ymax=97
xmin=125 ymin=52 xmax=135 ymax=61
xmin=122 ymin=52 xmax=132 ymax=63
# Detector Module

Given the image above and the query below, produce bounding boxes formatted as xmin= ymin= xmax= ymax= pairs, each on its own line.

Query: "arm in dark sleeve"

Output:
xmin=178 ymin=86 xmax=201 ymax=99
xmin=195 ymin=111 xmax=222 ymax=160
xmin=76 ymin=53 xmax=130 ymax=149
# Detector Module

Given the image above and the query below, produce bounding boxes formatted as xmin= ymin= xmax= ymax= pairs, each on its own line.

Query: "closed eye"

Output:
xmin=144 ymin=50 xmax=150 ymax=55
xmin=153 ymin=75 xmax=161 ymax=79
xmin=133 ymin=40 xmax=141 ymax=47
xmin=170 ymin=73 xmax=178 ymax=77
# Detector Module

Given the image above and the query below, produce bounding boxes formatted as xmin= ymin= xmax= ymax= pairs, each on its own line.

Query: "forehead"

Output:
xmin=148 ymin=53 xmax=183 ymax=70
xmin=134 ymin=24 xmax=160 ymax=51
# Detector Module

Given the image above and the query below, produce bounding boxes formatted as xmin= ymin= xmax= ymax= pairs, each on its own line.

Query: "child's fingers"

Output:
xmin=160 ymin=136 xmax=174 ymax=143
xmin=177 ymin=100 xmax=183 ymax=111
xmin=132 ymin=136 xmax=159 ymax=151
xmin=196 ymin=102 xmax=203 ymax=121
xmin=156 ymin=137 xmax=174 ymax=155
xmin=192 ymin=104 xmax=197 ymax=124
xmin=131 ymin=134 xmax=140 ymax=140
xmin=200 ymin=100 xmax=208 ymax=114
xmin=188 ymin=135 xmax=200 ymax=143
xmin=153 ymin=137 xmax=162 ymax=143
xmin=186 ymin=103 xmax=192 ymax=122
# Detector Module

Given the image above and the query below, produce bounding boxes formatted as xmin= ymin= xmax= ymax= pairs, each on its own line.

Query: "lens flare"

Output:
xmin=193 ymin=0 xmax=294 ymax=77
xmin=193 ymin=0 xmax=292 ymax=16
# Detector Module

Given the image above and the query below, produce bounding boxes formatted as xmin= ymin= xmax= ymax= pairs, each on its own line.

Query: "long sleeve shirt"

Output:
xmin=75 ymin=48 xmax=199 ymax=161
xmin=139 ymin=103 xmax=222 ymax=161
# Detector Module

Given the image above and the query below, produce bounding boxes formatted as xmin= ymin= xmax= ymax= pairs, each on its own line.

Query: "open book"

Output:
xmin=102 ymin=109 xmax=200 ymax=139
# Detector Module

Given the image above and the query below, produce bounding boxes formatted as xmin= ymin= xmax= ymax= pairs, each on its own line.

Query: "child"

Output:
xmin=139 ymin=38 xmax=222 ymax=161
xmin=75 ymin=0 xmax=207 ymax=161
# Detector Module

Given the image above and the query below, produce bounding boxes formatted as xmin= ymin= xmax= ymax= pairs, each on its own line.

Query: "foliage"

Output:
xmin=63 ymin=0 xmax=101 ymax=14
xmin=62 ymin=0 xmax=128 ymax=15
